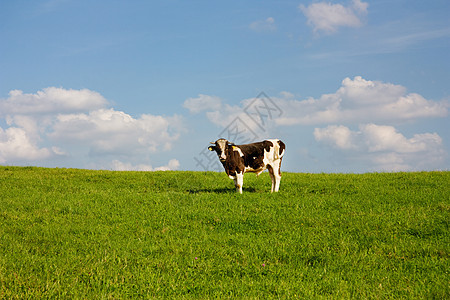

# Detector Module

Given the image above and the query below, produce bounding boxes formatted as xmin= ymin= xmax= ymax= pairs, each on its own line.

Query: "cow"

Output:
xmin=208 ymin=138 xmax=286 ymax=193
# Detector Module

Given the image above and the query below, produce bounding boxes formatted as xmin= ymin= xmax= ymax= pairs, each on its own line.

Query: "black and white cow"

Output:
xmin=208 ymin=138 xmax=286 ymax=193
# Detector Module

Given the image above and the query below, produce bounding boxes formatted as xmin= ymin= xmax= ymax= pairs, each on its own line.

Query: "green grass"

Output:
xmin=0 ymin=167 xmax=448 ymax=298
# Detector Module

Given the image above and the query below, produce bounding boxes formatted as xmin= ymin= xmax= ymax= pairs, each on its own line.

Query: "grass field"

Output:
xmin=0 ymin=167 xmax=448 ymax=298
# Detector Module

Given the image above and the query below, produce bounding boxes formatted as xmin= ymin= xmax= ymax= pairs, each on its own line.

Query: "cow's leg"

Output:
xmin=267 ymin=165 xmax=275 ymax=192
xmin=235 ymin=172 xmax=244 ymax=194
xmin=273 ymin=160 xmax=282 ymax=192
xmin=229 ymin=175 xmax=238 ymax=192
xmin=268 ymin=162 xmax=282 ymax=192
xmin=232 ymin=177 xmax=238 ymax=190
xmin=274 ymin=173 xmax=281 ymax=192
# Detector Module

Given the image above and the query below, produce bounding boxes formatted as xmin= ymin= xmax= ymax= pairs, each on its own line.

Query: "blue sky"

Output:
xmin=1 ymin=0 xmax=449 ymax=172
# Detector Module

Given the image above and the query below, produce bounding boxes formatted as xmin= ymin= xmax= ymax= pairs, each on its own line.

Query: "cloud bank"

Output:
xmin=314 ymin=124 xmax=445 ymax=171
xmin=186 ymin=76 xmax=448 ymax=128
xmin=2 ymin=76 xmax=447 ymax=172
xmin=0 ymin=88 xmax=182 ymax=170
xmin=276 ymin=76 xmax=447 ymax=125
xmin=184 ymin=76 xmax=448 ymax=172
xmin=0 ymin=88 xmax=108 ymax=115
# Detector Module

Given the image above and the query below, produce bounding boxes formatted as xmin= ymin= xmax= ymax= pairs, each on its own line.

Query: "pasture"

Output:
xmin=0 ymin=167 xmax=448 ymax=298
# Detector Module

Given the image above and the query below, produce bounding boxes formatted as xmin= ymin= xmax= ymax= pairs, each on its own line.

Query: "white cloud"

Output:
xmin=154 ymin=159 xmax=180 ymax=171
xmin=314 ymin=124 xmax=445 ymax=171
xmin=313 ymin=125 xmax=359 ymax=150
xmin=360 ymin=124 xmax=440 ymax=153
xmin=0 ymin=87 xmax=108 ymax=116
xmin=183 ymin=94 xmax=222 ymax=114
xmin=111 ymin=158 xmax=180 ymax=171
xmin=184 ymin=77 xmax=448 ymax=169
xmin=276 ymin=76 xmax=448 ymax=125
xmin=0 ymin=87 xmax=109 ymax=164
xmin=50 ymin=108 xmax=182 ymax=155
xmin=249 ymin=17 xmax=276 ymax=32
xmin=0 ymin=127 xmax=58 ymax=163
xmin=279 ymin=91 xmax=295 ymax=99
xmin=300 ymin=0 xmax=368 ymax=34
xmin=0 ymin=87 xmax=183 ymax=168
xmin=205 ymin=104 xmax=244 ymax=128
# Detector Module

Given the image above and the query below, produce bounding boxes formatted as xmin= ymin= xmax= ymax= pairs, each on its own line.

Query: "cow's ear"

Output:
xmin=228 ymin=142 xmax=235 ymax=146
xmin=208 ymin=146 xmax=214 ymax=151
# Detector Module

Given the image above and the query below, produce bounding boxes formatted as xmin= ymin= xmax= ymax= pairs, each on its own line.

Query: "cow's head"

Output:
xmin=208 ymin=138 xmax=234 ymax=162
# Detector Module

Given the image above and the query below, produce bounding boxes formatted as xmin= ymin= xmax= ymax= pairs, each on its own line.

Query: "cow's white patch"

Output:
xmin=233 ymin=146 xmax=244 ymax=157
xmin=216 ymin=139 xmax=228 ymax=161
xmin=262 ymin=143 xmax=274 ymax=166
xmin=264 ymin=139 xmax=284 ymax=162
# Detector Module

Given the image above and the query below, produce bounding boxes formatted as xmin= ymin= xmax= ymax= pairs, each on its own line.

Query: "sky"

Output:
xmin=1 ymin=0 xmax=449 ymax=173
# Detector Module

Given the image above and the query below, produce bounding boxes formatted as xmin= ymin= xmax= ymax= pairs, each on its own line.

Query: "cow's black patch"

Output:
xmin=278 ymin=140 xmax=286 ymax=156
xmin=238 ymin=142 xmax=269 ymax=171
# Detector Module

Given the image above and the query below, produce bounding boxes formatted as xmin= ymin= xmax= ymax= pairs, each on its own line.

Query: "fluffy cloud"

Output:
xmin=300 ymin=0 xmax=368 ymax=34
xmin=191 ymin=77 xmax=447 ymax=128
xmin=313 ymin=125 xmax=359 ymax=150
xmin=314 ymin=124 xmax=445 ymax=171
xmin=0 ymin=87 xmax=107 ymax=116
xmin=249 ymin=17 xmax=276 ymax=32
xmin=276 ymin=76 xmax=448 ymax=125
xmin=50 ymin=108 xmax=182 ymax=155
xmin=361 ymin=124 xmax=441 ymax=153
xmin=0 ymin=127 xmax=60 ymax=163
xmin=0 ymin=87 xmax=182 ymax=168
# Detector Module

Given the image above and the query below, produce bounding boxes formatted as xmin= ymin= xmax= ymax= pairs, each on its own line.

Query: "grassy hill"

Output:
xmin=0 ymin=167 xmax=448 ymax=298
